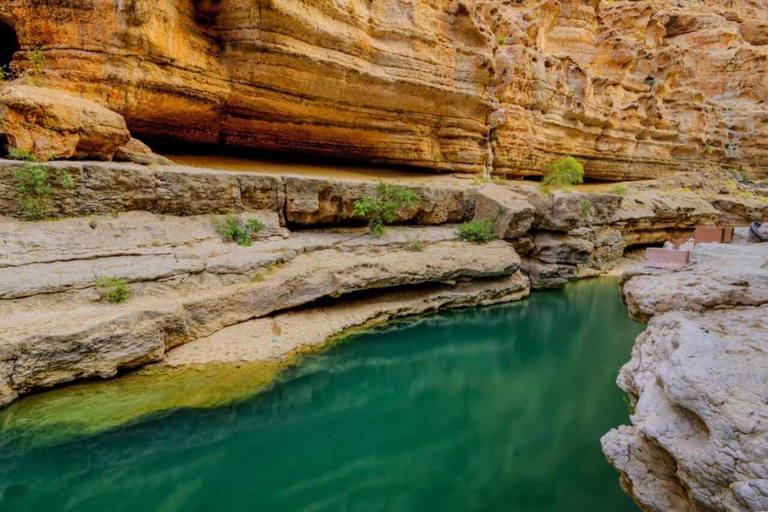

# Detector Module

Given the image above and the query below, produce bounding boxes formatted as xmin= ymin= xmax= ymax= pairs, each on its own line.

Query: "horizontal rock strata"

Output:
xmin=0 ymin=213 xmax=524 ymax=407
xmin=602 ymin=240 xmax=768 ymax=511
xmin=0 ymin=161 xmax=765 ymax=407
xmin=1 ymin=1 xmax=766 ymax=178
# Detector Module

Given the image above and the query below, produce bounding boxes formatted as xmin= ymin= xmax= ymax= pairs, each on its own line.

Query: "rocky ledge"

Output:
xmin=602 ymin=238 xmax=768 ymax=511
xmin=0 ymin=211 xmax=529 ymax=407
xmin=1 ymin=158 xmax=766 ymax=408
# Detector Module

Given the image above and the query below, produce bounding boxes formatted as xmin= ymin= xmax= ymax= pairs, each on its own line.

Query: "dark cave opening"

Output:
xmin=0 ymin=20 xmax=20 ymax=70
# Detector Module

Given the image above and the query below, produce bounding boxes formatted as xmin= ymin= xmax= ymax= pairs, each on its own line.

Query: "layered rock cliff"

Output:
xmin=1 ymin=0 xmax=766 ymax=179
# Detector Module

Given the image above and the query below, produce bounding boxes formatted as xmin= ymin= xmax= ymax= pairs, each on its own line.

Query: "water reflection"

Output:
xmin=0 ymin=279 xmax=643 ymax=512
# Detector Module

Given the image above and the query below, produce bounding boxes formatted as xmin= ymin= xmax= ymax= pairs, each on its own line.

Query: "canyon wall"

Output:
xmin=0 ymin=0 xmax=766 ymax=179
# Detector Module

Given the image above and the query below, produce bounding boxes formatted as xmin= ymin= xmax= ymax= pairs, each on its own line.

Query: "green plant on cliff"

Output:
xmin=610 ymin=184 xmax=628 ymax=196
xmin=213 ymin=214 xmax=263 ymax=247
xmin=580 ymin=198 xmax=592 ymax=219
xmin=11 ymin=163 xmax=75 ymax=221
xmin=12 ymin=164 xmax=52 ymax=221
xmin=26 ymin=49 xmax=45 ymax=86
xmin=541 ymin=156 xmax=584 ymax=188
xmin=8 ymin=148 xmax=39 ymax=162
xmin=95 ymin=276 xmax=130 ymax=304
xmin=404 ymin=239 xmax=424 ymax=252
xmin=352 ymin=182 xmax=421 ymax=237
xmin=457 ymin=219 xmax=496 ymax=244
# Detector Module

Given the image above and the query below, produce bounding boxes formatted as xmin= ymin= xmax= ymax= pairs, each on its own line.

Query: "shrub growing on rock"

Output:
xmin=580 ymin=198 xmax=592 ymax=219
xmin=404 ymin=239 xmax=424 ymax=252
xmin=11 ymin=164 xmax=52 ymax=220
xmin=542 ymin=156 xmax=584 ymax=188
xmin=352 ymin=182 xmax=421 ymax=237
xmin=11 ymin=163 xmax=75 ymax=221
xmin=213 ymin=214 xmax=263 ymax=247
xmin=8 ymin=148 xmax=38 ymax=162
xmin=610 ymin=185 xmax=628 ymax=195
xmin=457 ymin=220 xmax=496 ymax=244
xmin=96 ymin=276 xmax=130 ymax=304
xmin=26 ymin=48 xmax=44 ymax=86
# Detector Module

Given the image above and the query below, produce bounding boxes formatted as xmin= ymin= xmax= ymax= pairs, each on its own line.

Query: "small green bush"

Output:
xmin=542 ymin=156 xmax=584 ymax=188
xmin=728 ymin=167 xmax=755 ymax=184
xmin=213 ymin=214 xmax=264 ymax=247
xmin=404 ymin=239 xmax=424 ymax=252
xmin=8 ymin=148 xmax=39 ymax=162
xmin=96 ymin=276 xmax=130 ymax=304
xmin=457 ymin=219 xmax=496 ymax=244
xmin=12 ymin=164 xmax=52 ymax=220
xmin=610 ymin=185 xmax=628 ymax=195
xmin=26 ymin=49 xmax=44 ymax=86
xmin=11 ymin=163 xmax=75 ymax=221
xmin=352 ymin=182 xmax=421 ymax=237
xmin=580 ymin=198 xmax=592 ymax=219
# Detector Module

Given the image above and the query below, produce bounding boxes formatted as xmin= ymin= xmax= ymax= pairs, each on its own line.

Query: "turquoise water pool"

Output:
xmin=0 ymin=278 xmax=642 ymax=512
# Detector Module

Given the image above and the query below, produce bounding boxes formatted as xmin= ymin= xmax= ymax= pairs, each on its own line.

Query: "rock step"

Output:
xmin=0 ymin=228 xmax=521 ymax=407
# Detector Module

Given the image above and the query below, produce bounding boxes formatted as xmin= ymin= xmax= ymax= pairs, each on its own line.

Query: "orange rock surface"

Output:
xmin=0 ymin=0 xmax=766 ymax=179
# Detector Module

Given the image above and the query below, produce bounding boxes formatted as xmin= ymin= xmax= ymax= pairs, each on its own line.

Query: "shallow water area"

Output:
xmin=0 ymin=279 xmax=643 ymax=512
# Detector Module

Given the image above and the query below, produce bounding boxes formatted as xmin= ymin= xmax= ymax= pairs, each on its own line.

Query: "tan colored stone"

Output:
xmin=1 ymin=1 xmax=765 ymax=178
xmin=0 ymin=85 xmax=130 ymax=161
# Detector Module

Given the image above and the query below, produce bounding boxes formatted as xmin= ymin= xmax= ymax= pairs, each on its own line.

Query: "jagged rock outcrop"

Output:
xmin=602 ymin=241 xmax=768 ymax=511
xmin=1 ymin=1 xmax=766 ymax=178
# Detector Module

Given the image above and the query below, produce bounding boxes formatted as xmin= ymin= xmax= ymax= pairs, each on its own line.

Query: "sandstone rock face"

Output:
xmin=603 ymin=240 xmax=768 ymax=511
xmin=1 ymin=1 xmax=765 ymax=178
xmin=0 ymin=85 xmax=130 ymax=160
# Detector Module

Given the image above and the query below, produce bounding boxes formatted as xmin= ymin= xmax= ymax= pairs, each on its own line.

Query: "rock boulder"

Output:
xmin=0 ymin=85 xmax=130 ymax=161
xmin=473 ymin=184 xmax=536 ymax=239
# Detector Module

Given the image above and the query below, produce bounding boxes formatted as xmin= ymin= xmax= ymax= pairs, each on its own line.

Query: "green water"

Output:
xmin=0 ymin=279 xmax=643 ymax=512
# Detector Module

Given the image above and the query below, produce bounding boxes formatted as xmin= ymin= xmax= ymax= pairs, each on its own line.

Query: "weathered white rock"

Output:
xmin=524 ymin=226 xmax=625 ymax=288
xmin=166 ymin=272 xmax=531 ymax=367
xmin=603 ymin=240 xmax=768 ymax=512
xmin=622 ymin=243 xmax=768 ymax=322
